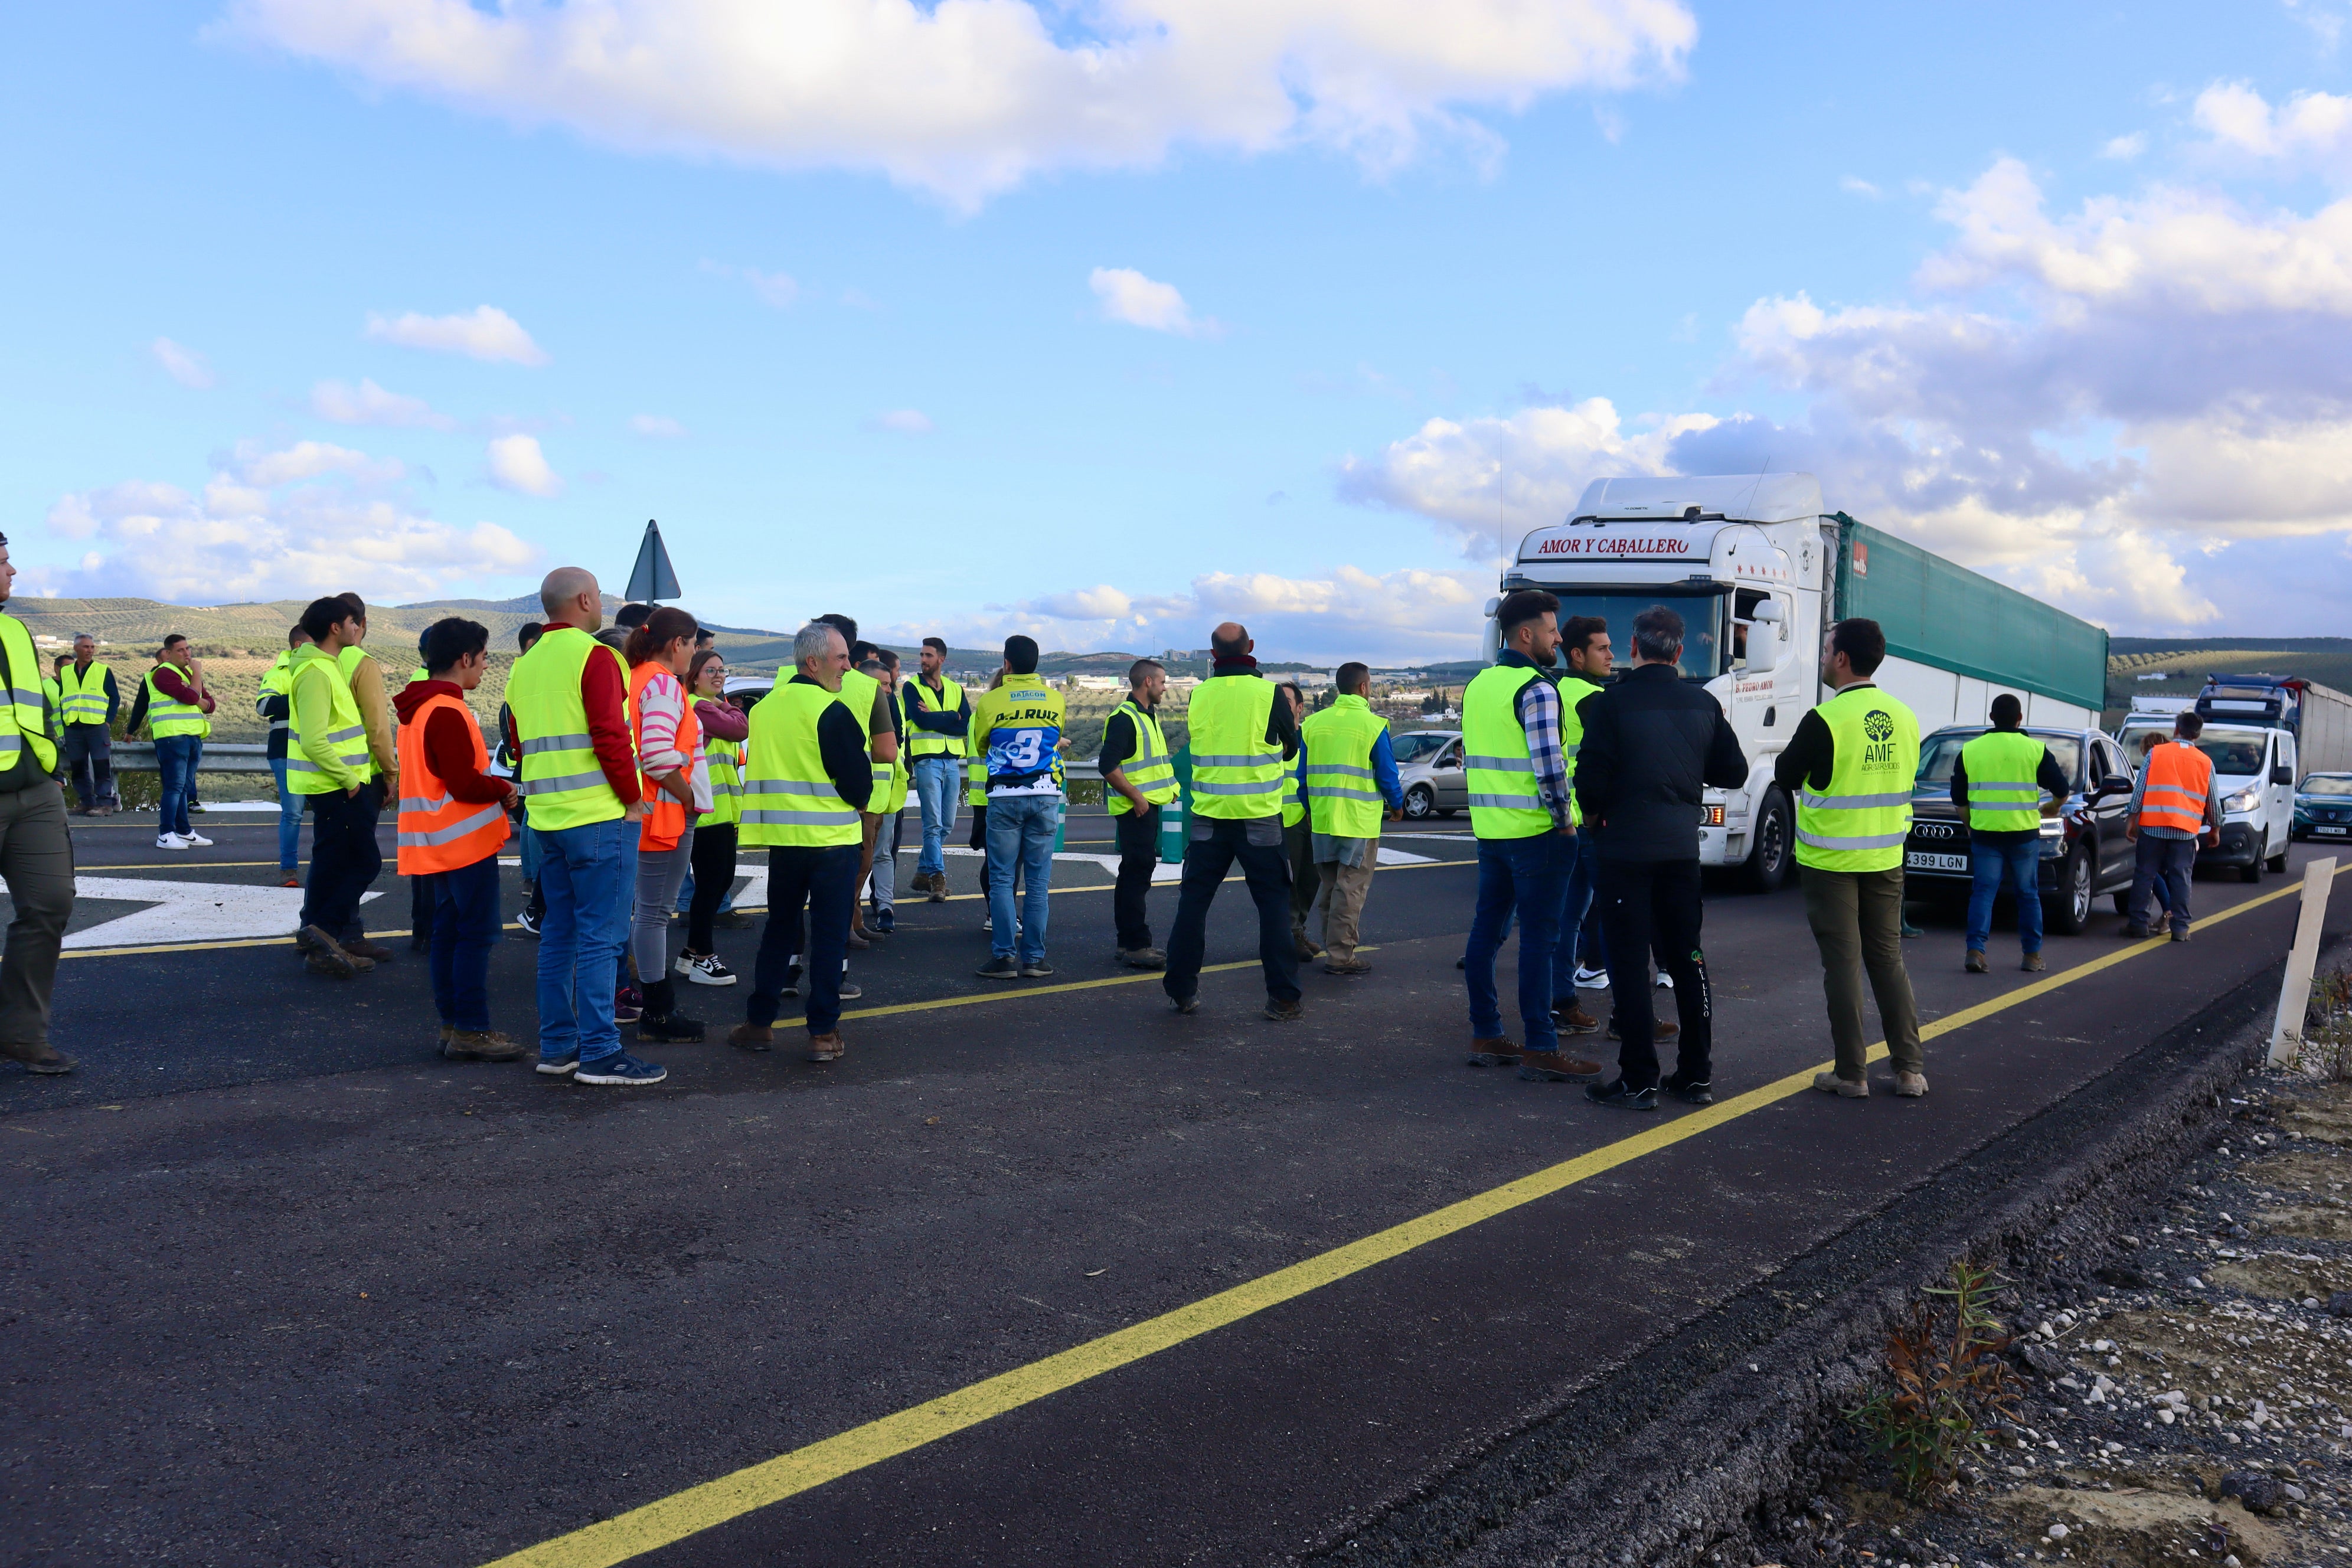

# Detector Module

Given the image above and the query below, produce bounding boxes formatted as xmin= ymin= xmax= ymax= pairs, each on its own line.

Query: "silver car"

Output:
xmin=1393 ymin=729 xmax=1465 ymax=821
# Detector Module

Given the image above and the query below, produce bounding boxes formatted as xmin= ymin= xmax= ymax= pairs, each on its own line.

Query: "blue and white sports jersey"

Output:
xmin=968 ymin=676 xmax=1067 ymax=798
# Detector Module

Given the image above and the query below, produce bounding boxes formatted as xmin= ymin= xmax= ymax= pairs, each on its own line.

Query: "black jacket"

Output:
xmin=1573 ymin=662 xmax=1749 ymax=863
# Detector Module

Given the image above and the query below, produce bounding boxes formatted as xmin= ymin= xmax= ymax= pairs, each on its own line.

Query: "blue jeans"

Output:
xmin=1554 ymin=828 xmax=1601 ymax=1003
xmin=518 ymin=817 xmax=541 ymax=886
xmin=430 ymin=854 xmax=504 ymax=1030
xmin=1966 ymin=837 xmax=2044 ymax=955
xmin=155 ymin=734 xmax=200 ymax=837
xmin=914 ymin=756 xmax=961 ymax=879
xmin=985 ymin=793 xmax=1057 ymax=963
xmin=269 ymin=756 xmax=301 ymax=871
xmin=2130 ymin=832 xmax=2197 ymax=935
xmin=1464 ymin=830 xmax=1577 ymax=1053
xmin=535 ymin=816 xmax=638 ymax=1065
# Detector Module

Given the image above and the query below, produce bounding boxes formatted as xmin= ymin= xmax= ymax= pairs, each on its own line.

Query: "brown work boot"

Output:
xmin=1 ymin=1041 xmax=74 ymax=1074
xmin=1293 ymin=933 xmax=1324 ymax=961
xmin=1323 ymin=955 xmax=1371 ymax=976
xmin=1466 ymin=1037 xmax=1521 ymax=1067
xmin=1965 ymin=949 xmax=1988 ymax=973
xmin=2021 ymin=952 xmax=2046 ymax=972
xmin=1551 ymin=1002 xmax=1600 ymax=1034
xmin=1894 ymin=1071 xmax=1929 ymax=1097
xmin=343 ymin=937 xmax=396 ymax=962
xmin=437 ymin=1024 xmax=455 ymax=1050
xmin=302 ymin=929 xmax=358 ymax=979
xmin=443 ymin=1030 xmax=526 ymax=1062
xmin=1517 ymin=1051 xmax=1605 ymax=1082
xmin=728 ymin=1023 xmax=773 ymax=1053
xmin=1119 ymin=947 xmax=1167 ymax=970
xmin=1812 ymin=1070 xmax=1868 ymax=1098
xmin=806 ymin=1032 xmax=846 ymax=1063
xmin=1605 ymin=1018 xmax=1678 ymax=1042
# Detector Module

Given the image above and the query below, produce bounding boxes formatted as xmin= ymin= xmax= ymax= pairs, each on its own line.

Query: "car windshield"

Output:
xmin=1393 ymin=731 xmax=1453 ymax=764
xmin=2303 ymin=775 xmax=2352 ymax=796
xmin=1915 ymin=730 xmax=2082 ymax=792
xmin=2117 ymin=723 xmax=2269 ymax=777
xmin=1515 ymin=590 xmax=1729 ymax=681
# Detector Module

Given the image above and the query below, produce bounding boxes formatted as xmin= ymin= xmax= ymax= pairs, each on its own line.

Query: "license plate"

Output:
xmin=1906 ymin=851 xmax=1968 ymax=872
xmin=2320 ymin=825 xmax=2348 ymax=836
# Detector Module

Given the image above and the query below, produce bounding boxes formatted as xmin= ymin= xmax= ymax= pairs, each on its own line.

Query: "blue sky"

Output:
xmin=7 ymin=1 xmax=2352 ymax=661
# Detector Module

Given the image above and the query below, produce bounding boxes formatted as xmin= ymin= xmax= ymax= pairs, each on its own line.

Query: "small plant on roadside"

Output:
xmin=2305 ymin=969 xmax=2352 ymax=1082
xmin=1847 ymin=1260 xmax=2021 ymax=1498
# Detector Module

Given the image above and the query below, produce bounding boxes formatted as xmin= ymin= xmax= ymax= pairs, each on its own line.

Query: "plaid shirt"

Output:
xmin=1515 ymin=673 xmax=1574 ymax=833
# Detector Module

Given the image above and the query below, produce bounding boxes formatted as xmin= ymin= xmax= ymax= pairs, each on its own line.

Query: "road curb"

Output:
xmin=1302 ymin=939 xmax=2343 ymax=1568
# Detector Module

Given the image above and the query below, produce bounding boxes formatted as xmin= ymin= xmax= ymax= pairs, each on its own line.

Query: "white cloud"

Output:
xmin=485 ymin=433 xmax=563 ymax=497
xmin=310 ymin=376 xmax=456 ymax=430
xmin=1089 ymin=267 xmax=1214 ymax=336
xmin=2194 ymin=80 xmax=2352 ymax=170
xmin=364 ymin=305 xmax=548 ymax=365
xmin=37 ymin=441 xmax=535 ymax=603
xmin=630 ymin=413 xmax=687 ymax=439
xmin=881 ymin=564 xmax=1491 ymax=664
xmin=873 ymin=409 xmax=934 ymax=434
xmin=1839 ymin=175 xmax=1881 ymax=198
xmin=2100 ymin=132 xmax=2146 ymax=161
xmin=223 ymin=0 xmax=1697 ymax=208
xmin=151 ymin=338 xmax=215 ymax=389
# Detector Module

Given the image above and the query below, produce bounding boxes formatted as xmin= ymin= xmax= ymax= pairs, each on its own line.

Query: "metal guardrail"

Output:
xmin=108 ymin=741 xmax=271 ymax=774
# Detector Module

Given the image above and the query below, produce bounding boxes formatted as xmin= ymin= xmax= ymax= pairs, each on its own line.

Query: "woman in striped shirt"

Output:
xmin=626 ymin=607 xmax=711 ymax=1043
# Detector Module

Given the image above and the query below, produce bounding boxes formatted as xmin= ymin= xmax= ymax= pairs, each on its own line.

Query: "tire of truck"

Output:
xmin=2268 ymin=839 xmax=2290 ymax=873
xmin=2046 ymin=843 xmax=2093 ymax=936
xmin=1743 ymin=786 xmax=1794 ymax=894
xmin=2241 ymin=843 xmax=2265 ymax=884
xmin=1403 ymin=785 xmax=1435 ymax=821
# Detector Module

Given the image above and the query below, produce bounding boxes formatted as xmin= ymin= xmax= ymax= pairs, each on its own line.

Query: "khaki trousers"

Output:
xmin=1312 ymin=855 xmax=1376 ymax=961
xmin=1799 ymin=865 xmax=1923 ymax=1080
xmin=0 ymin=779 xmax=74 ymax=1057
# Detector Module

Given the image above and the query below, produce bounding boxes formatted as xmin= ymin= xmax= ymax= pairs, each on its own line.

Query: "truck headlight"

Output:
xmin=2223 ymin=786 xmax=2261 ymax=814
xmin=1698 ymin=804 xmax=1725 ymax=827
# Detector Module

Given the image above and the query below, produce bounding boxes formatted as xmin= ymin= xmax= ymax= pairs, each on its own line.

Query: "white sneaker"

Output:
xmin=184 ymin=831 xmax=214 ymax=847
xmin=1573 ymin=965 xmax=1608 ymax=989
xmin=678 ymin=952 xmax=737 ymax=986
xmin=155 ymin=832 xmax=191 ymax=850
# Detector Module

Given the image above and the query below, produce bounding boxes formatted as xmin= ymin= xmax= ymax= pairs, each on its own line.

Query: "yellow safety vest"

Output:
xmin=1794 ymin=684 xmax=1920 ymax=872
xmin=906 ymin=674 xmax=966 ymax=759
xmin=740 ymin=680 xmax=861 ymax=848
xmin=1301 ymin=694 xmax=1389 ymax=839
xmin=880 ymin=688 xmax=910 ymax=815
xmin=285 ymin=644 xmax=372 ymax=794
xmin=143 ymin=667 xmax=211 ymax=740
xmin=57 ymin=661 xmax=110 ymax=727
xmin=1462 ymin=664 xmax=1553 ymax=839
xmin=697 ymin=732 xmax=744 ymax=829
xmin=1959 ymin=729 xmax=2046 ymax=834
xmin=1105 ymin=700 xmax=1178 ymax=816
xmin=508 ymin=626 xmax=631 ymax=831
xmin=1185 ymin=675 xmax=1283 ymax=820
xmin=0 ymin=615 xmax=57 ymax=775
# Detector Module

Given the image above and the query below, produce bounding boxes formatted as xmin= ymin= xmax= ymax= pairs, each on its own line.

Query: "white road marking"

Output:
xmin=65 ymin=877 xmax=383 ymax=949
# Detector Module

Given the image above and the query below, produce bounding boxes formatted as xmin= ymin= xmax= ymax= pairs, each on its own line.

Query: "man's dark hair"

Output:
xmin=1004 ymin=635 xmax=1040 ymax=675
xmin=1990 ymin=692 xmax=2024 ymax=728
xmin=1495 ymin=589 xmax=1559 ymax=641
xmin=1560 ymin=615 xmax=1608 ymax=663
xmin=1210 ymin=625 xmax=1249 ymax=658
xmin=922 ymin=636 xmax=948 ymax=655
xmin=1276 ymin=680 xmax=1306 ymax=711
xmin=417 ymin=629 xmax=433 ymax=661
xmin=2175 ymin=711 xmax=2204 ymax=740
xmin=1128 ymin=657 xmax=1164 ymax=688
xmin=615 ymin=602 xmax=652 ymax=631
xmin=694 ymin=627 xmax=714 ymax=648
xmin=335 ymin=592 xmax=367 ymax=625
xmin=848 ymin=639 xmax=879 ymax=666
xmin=299 ymin=596 xmax=352 ymax=643
xmin=1828 ymin=617 xmax=1887 ymax=678
xmin=161 ymin=633 xmax=189 ymax=652
xmin=816 ymin=612 xmax=858 ymax=644
xmin=1335 ymin=661 xmax=1370 ymax=694
xmin=287 ymin=623 xmax=308 ymax=648
xmin=1631 ymin=605 xmax=1684 ymax=664
xmin=424 ymin=617 xmax=489 ymax=675
xmin=875 ymin=648 xmax=899 ymax=672
xmin=624 ymin=606 xmax=700 ymax=667
xmin=517 ymin=621 xmax=543 ymax=652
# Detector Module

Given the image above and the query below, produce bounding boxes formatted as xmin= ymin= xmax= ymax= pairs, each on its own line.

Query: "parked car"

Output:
xmin=1393 ymin=729 xmax=1464 ymax=820
xmin=2294 ymin=771 xmax=2352 ymax=844
xmin=1901 ymin=726 xmax=2139 ymax=934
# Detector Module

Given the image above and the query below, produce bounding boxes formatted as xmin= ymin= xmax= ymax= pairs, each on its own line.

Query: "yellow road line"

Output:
xmin=481 ymin=876 xmax=2316 ymax=1568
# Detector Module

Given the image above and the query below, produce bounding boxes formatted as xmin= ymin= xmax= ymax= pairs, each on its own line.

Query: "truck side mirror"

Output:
xmin=2273 ymin=765 xmax=2294 ymax=786
xmin=1741 ymin=623 xmax=1779 ymax=675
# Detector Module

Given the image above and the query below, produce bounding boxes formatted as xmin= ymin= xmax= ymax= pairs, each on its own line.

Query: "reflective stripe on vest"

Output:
xmin=259 ymin=650 xmax=295 ymax=739
xmin=906 ymin=675 xmax=966 ymax=758
xmin=143 ymin=668 xmax=209 ymax=739
xmin=1462 ymin=664 xmax=1553 ymax=839
xmin=1105 ymin=700 xmax=1178 ymax=816
xmin=57 ymin=661 xmax=109 ymax=726
xmin=1282 ymin=756 xmax=1305 ymax=828
xmin=697 ymin=734 xmax=744 ymax=829
xmin=740 ymin=680 xmax=862 ymax=847
xmin=1959 ymin=729 xmax=2047 ymax=833
xmin=2138 ymin=741 xmax=2214 ymax=835
xmin=1185 ymin=675 xmax=1283 ymax=819
xmin=1794 ymin=685 xmax=1920 ymax=871
xmin=394 ymin=692 xmax=511 ymax=873
xmin=285 ymin=646 xmax=373 ymax=794
xmin=0 ymin=616 xmax=57 ymax=775
xmin=1301 ymin=694 xmax=1389 ymax=839
xmin=507 ymin=628 xmax=631 ymax=831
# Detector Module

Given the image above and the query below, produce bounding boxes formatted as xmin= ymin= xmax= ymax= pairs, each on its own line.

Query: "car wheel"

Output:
xmin=2241 ymin=846 xmax=2264 ymax=884
xmin=2046 ymin=844 xmax=2092 ymax=936
xmin=1436 ymin=807 xmax=1459 ymax=818
xmin=1743 ymin=786 xmax=1794 ymax=894
xmin=2268 ymin=839 xmax=2289 ymax=872
xmin=1404 ymin=785 xmax=1434 ymax=821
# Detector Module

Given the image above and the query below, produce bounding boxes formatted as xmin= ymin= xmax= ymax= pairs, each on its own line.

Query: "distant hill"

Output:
xmin=2105 ymin=636 xmax=2352 ymax=722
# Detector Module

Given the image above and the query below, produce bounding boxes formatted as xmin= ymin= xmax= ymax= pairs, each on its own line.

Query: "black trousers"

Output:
xmin=1596 ymin=857 xmax=1711 ymax=1089
xmin=687 ymin=822 xmax=738 ymax=953
xmin=1112 ymin=804 xmax=1159 ymax=951
xmin=63 ymin=725 xmax=114 ymax=810
xmin=1163 ymin=815 xmax=1300 ymax=1004
xmin=747 ymin=844 xmax=858 ymax=1035
xmin=301 ymin=782 xmax=383 ymax=942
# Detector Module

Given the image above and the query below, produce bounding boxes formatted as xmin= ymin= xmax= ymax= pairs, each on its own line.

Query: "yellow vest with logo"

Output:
xmin=144 ymin=667 xmax=211 ymax=740
xmin=1186 ymin=675 xmax=1283 ymax=819
xmin=1794 ymin=684 xmax=1920 ymax=872
xmin=1959 ymin=729 xmax=2047 ymax=834
xmin=58 ymin=661 xmax=110 ymax=727
xmin=0 ymin=616 xmax=57 ymax=776
xmin=285 ymin=644 xmax=372 ymax=794
xmin=906 ymin=674 xmax=967 ymax=759
xmin=1302 ymin=694 xmax=1389 ymax=839
xmin=740 ymin=680 xmax=861 ymax=848
xmin=1463 ymin=664 xmax=1553 ymax=839
xmin=508 ymin=626 xmax=631 ymax=831
xmin=1106 ymin=700 xmax=1178 ymax=816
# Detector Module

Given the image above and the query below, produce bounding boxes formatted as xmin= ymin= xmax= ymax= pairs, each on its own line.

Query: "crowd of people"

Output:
xmin=0 ymin=563 xmax=2238 ymax=1093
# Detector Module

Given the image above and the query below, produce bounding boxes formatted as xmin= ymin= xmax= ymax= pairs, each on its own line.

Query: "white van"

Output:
xmin=2113 ymin=717 xmax=2297 ymax=883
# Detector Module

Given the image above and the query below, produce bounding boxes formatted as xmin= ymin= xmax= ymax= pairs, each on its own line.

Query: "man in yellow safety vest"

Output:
xmin=1298 ymin=661 xmax=1404 ymax=974
xmin=55 ymin=632 xmax=119 ymax=815
xmin=903 ymin=635 xmax=972 ymax=901
xmin=1952 ymin=692 xmax=2069 ymax=974
xmin=0 ymin=534 xmax=76 ymax=1074
xmin=1100 ymin=655 xmax=1179 ymax=968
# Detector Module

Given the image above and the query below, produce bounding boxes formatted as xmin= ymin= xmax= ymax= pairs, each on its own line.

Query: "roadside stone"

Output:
xmin=2219 ymin=1469 xmax=2285 ymax=1514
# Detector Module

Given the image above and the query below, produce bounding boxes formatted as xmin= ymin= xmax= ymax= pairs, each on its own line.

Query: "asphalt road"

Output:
xmin=2 ymin=802 xmax=2343 ymax=1566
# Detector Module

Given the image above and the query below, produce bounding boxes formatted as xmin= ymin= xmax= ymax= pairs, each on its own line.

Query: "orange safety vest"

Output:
xmin=2137 ymin=740 xmax=2214 ymax=835
xmin=394 ymin=691 xmax=511 ymax=875
xmin=629 ymin=662 xmax=701 ymax=852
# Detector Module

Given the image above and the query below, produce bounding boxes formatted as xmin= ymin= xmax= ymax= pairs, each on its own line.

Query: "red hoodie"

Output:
xmin=391 ymin=681 xmax=512 ymax=805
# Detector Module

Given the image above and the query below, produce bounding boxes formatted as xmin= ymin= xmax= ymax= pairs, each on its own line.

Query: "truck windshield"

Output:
xmin=1916 ymin=731 xmax=2083 ymax=792
xmin=1538 ymin=592 xmax=1729 ymax=681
